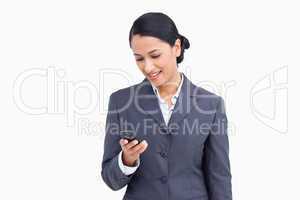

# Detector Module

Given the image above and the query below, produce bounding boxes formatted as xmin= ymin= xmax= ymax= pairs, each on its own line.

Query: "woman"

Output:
xmin=101 ymin=12 xmax=232 ymax=200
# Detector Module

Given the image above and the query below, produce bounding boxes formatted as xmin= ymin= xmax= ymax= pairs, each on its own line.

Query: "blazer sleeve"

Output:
xmin=202 ymin=96 xmax=232 ymax=200
xmin=101 ymin=93 xmax=135 ymax=191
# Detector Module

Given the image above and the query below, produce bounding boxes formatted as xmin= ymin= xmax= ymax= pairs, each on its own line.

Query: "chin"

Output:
xmin=146 ymin=73 xmax=166 ymax=87
xmin=152 ymin=80 xmax=166 ymax=88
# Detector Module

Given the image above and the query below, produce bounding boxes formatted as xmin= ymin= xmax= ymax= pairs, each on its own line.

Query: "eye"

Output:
xmin=151 ymin=55 xmax=161 ymax=59
xmin=136 ymin=57 xmax=144 ymax=62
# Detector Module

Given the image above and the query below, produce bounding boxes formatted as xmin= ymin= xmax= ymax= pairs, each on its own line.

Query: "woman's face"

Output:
xmin=130 ymin=35 xmax=181 ymax=88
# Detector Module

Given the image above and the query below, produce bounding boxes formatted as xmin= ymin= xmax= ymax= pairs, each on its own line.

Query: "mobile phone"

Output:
xmin=120 ymin=130 xmax=139 ymax=143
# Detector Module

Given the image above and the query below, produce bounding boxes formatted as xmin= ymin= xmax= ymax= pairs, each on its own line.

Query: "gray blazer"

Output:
xmin=101 ymin=73 xmax=232 ymax=200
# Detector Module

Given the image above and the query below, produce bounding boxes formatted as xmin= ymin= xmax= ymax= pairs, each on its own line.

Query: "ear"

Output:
xmin=173 ymin=38 xmax=182 ymax=57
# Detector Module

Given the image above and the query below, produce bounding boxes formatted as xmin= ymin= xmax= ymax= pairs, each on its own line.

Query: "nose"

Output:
xmin=144 ymin=59 xmax=155 ymax=74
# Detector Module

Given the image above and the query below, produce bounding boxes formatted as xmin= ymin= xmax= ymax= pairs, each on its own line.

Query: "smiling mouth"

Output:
xmin=148 ymin=71 xmax=162 ymax=79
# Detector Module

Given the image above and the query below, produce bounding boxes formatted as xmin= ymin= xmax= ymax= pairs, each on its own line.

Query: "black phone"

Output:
xmin=120 ymin=130 xmax=139 ymax=143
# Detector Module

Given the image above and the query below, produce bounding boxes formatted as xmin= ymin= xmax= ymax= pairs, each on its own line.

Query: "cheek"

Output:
xmin=159 ymin=55 xmax=176 ymax=72
xmin=137 ymin=63 xmax=144 ymax=72
xmin=155 ymin=55 xmax=171 ymax=67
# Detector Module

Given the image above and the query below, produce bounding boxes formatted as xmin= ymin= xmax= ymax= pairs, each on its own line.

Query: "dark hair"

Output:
xmin=129 ymin=12 xmax=190 ymax=64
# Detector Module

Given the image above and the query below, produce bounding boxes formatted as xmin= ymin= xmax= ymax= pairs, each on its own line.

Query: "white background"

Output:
xmin=0 ymin=0 xmax=299 ymax=199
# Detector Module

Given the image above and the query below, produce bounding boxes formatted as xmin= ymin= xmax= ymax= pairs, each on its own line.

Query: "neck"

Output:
xmin=158 ymin=71 xmax=182 ymax=97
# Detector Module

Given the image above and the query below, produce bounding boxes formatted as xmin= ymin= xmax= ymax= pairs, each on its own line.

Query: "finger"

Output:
xmin=130 ymin=142 xmax=147 ymax=156
xmin=123 ymin=139 xmax=139 ymax=151
xmin=136 ymin=141 xmax=148 ymax=154
xmin=130 ymin=140 xmax=148 ymax=154
xmin=119 ymin=139 xmax=128 ymax=147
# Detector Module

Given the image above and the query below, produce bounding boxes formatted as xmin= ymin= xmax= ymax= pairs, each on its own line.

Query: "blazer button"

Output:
xmin=160 ymin=152 xmax=168 ymax=159
xmin=160 ymin=176 xmax=168 ymax=184
xmin=159 ymin=126 xmax=168 ymax=134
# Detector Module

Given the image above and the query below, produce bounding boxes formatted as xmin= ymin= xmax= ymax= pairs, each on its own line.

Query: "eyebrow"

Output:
xmin=134 ymin=49 xmax=160 ymax=56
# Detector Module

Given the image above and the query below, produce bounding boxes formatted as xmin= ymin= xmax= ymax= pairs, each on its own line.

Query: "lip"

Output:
xmin=148 ymin=71 xmax=161 ymax=80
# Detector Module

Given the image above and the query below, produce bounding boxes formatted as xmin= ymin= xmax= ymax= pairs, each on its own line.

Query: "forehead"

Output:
xmin=130 ymin=35 xmax=170 ymax=54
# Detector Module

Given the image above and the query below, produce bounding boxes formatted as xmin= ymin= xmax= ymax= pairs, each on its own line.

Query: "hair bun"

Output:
xmin=180 ymin=35 xmax=190 ymax=49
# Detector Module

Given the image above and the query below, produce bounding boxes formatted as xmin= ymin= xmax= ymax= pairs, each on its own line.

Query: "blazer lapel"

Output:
xmin=167 ymin=73 xmax=196 ymax=127
xmin=136 ymin=78 xmax=166 ymax=127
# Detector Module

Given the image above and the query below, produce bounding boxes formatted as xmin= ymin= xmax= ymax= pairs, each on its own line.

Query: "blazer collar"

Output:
xmin=136 ymin=72 xmax=198 ymax=130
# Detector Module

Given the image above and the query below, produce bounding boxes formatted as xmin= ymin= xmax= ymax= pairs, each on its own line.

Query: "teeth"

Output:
xmin=150 ymin=71 xmax=160 ymax=77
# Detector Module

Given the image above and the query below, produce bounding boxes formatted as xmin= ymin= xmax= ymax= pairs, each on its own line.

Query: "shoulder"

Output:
xmin=108 ymin=82 xmax=140 ymax=105
xmin=191 ymin=83 xmax=225 ymax=110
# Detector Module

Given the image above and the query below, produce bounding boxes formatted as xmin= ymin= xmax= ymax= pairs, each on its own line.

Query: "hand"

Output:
xmin=119 ymin=139 xmax=148 ymax=167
